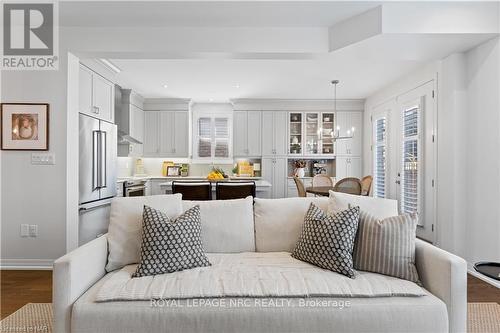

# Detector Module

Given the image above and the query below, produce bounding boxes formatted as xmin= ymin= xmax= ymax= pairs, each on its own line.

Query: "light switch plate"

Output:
xmin=20 ymin=224 xmax=29 ymax=237
xmin=29 ymin=224 xmax=38 ymax=237
xmin=31 ymin=153 xmax=55 ymax=165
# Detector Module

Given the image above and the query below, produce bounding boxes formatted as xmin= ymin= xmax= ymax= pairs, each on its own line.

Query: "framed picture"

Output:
xmin=167 ymin=166 xmax=180 ymax=176
xmin=1 ymin=103 xmax=49 ymax=150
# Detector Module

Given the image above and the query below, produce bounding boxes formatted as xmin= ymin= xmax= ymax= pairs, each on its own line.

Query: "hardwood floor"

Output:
xmin=0 ymin=270 xmax=498 ymax=320
xmin=1 ymin=270 xmax=52 ymax=319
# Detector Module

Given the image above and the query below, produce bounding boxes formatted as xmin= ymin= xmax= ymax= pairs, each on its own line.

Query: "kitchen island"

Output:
xmin=159 ymin=179 xmax=272 ymax=199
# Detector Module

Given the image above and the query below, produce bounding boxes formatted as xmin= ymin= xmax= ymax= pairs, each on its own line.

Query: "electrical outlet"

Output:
xmin=31 ymin=153 xmax=55 ymax=165
xmin=20 ymin=224 xmax=29 ymax=237
xmin=29 ymin=224 xmax=38 ymax=237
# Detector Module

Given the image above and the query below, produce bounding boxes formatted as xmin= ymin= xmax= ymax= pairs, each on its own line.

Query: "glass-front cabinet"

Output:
xmin=288 ymin=112 xmax=335 ymax=156
xmin=321 ymin=113 xmax=335 ymax=154
xmin=289 ymin=113 xmax=302 ymax=155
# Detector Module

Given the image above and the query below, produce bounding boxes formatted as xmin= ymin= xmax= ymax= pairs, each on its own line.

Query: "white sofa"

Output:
xmin=54 ymin=196 xmax=467 ymax=333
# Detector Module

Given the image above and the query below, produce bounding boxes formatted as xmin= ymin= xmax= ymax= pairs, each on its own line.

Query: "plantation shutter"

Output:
xmin=214 ymin=117 xmax=229 ymax=158
xmin=373 ymin=117 xmax=386 ymax=198
xmin=401 ymin=106 xmax=420 ymax=217
xmin=198 ymin=117 xmax=212 ymax=157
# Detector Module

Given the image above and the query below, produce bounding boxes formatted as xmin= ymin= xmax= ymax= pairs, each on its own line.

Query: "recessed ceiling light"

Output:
xmin=163 ymin=84 xmax=168 ymax=88
xmin=234 ymin=84 xmax=240 ymax=89
xmin=209 ymin=98 xmax=214 ymax=102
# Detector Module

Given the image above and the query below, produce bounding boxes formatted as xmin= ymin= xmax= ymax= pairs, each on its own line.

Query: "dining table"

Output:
xmin=305 ymin=186 xmax=334 ymax=197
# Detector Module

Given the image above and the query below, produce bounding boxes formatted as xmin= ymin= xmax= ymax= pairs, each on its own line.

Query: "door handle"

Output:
xmin=93 ymin=106 xmax=100 ymax=114
xmin=395 ymin=180 xmax=401 ymax=184
xmin=92 ymin=131 xmax=100 ymax=191
xmin=100 ymin=131 xmax=107 ymax=188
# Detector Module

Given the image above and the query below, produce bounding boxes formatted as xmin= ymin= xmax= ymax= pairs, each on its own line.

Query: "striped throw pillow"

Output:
xmin=353 ymin=211 xmax=420 ymax=283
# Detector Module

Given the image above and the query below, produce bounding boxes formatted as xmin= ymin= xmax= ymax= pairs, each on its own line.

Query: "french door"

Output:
xmin=396 ymin=82 xmax=436 ymax=242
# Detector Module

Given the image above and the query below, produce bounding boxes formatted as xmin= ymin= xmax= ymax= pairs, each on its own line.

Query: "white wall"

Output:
xmin=363 ymin=37 xmax=500 ymax=266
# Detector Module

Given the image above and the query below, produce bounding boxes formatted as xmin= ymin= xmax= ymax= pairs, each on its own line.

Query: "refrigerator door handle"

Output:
xmin=92 ymin=130 xmax=100 ymax=190
xmin=100 ymin=130 xmax=107 ymax=189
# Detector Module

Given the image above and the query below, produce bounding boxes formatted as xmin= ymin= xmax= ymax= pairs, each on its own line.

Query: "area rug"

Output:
xmin=1 ymin=302 xmax=499 ymax=333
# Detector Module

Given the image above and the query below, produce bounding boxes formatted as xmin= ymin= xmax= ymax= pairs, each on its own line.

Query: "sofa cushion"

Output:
xmin=132 ymin=205 xmax=211 ymax=277
xmin=182 ymin=196 xmax=255 ymax=253
xmin=292 ymin=204 xmax=360 ymax=278
xmin=328 ymin=191 xmax=398 ymax=219
xmin=73 ymin=262 xmax=447 ymax=333
xmin=106 ymin=194 xmax=183 ymax=272
xmin=354 ymin=212 xmax=420 ymax=283
xmin=254 ymin=197 xmax=328 ymax=252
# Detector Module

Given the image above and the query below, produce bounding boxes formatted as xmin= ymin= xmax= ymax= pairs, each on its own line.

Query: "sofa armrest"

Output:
xmin=53 ymin=234 xmax=108 ymax=333
xmin=415 ymin=239 xmax=467 ymax=333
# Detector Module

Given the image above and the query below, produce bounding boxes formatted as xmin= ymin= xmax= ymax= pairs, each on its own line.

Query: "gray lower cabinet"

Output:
xmin=262 ymin=157 xmax=287 ymax=198
xmin=143 ymin=111 xmax=189 ymax=157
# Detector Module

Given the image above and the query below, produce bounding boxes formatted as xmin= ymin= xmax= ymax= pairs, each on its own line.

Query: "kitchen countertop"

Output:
xmin=117 ymin=175 xmax=263 ymax=182
xmin=158 ymin=179 xmax=272 ymax=188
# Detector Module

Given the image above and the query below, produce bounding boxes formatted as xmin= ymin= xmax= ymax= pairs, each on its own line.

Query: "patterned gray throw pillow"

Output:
xmin=132 ymin=205 xmax=211 ymax=278
xmin=353 ymin=211 xmax=420 ymax=283
xmin=292 ymin=203 xmax=360 ymax=278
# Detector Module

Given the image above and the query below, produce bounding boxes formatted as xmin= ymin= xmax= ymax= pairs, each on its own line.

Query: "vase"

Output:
xmin=295 ymin=168 xmax=305 ymax=178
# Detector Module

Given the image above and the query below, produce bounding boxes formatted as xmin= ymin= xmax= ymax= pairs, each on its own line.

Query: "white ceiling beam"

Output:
xmin=329 ymin=6 xmax=382 ymax=52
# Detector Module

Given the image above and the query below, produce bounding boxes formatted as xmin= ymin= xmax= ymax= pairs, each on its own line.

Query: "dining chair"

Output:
xmin=332 ymin=177 xmax=362 ymax=195
xmin=312 ymin=174 xmax=334 ymax=187
xmin=171 ymin=181 xmax=212 ymax=201
xmin=216 ymin=181 xmax=256 ymax=200
xmin=361 ymin=175 xmax=373 ymax=196
xmin=293 ymin=176 xmax=307 ymax=197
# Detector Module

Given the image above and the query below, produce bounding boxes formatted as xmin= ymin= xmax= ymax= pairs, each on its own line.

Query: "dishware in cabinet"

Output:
xmin=288 ymin=112 xmax=303 ymax=155
xmin=304 ymin=112 xmax=320 ymax=155
xmin=320 ymin=113 xmax=335 ymax=155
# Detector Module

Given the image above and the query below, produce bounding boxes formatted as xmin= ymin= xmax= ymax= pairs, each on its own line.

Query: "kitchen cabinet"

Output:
xmin=234 ymin=111 xmax=261 ymax=157
xmin=335 ymin=111 xmax=362 ymax=156
xmin=262 ymin=157 xmax=287 ymax=198
xmin=262 ymin=111 xmax=287 ymax=156
xmin=335 ymin=156 xmax=362 ymax=179
xmin=149 ymin=179 xmax=165 ymax=195
xmin=288 ymin=112 xmax=336 ymax=157
xmin=143 ymin=111 xmax=189 ymax=157
xmin=79 ymin=64 xmax=114 ymax=122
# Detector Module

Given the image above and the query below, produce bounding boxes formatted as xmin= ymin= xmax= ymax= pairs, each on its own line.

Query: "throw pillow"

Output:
xmin=353 ymin=211 xmax=420 ymax=283
xmin=327 ymin=190 xmax=398 ymax=219
xmin=106 ymin=194 xmax=183 ymax=272
xmin=132 ymin=205 xmax=211 ymax=277
xmin=291 ymin=203 xmax=360 ymax=278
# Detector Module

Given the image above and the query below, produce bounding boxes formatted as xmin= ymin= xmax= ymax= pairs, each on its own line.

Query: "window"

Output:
xmin=193 ymin=111 xmax=232 ymax=162
xmin=373 ymin=116 xmax=387 ymax=198
xmin=401 ymin=105 xmax=420 ymax=215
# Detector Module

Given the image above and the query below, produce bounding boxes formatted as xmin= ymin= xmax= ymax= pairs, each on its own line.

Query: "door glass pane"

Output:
xmin=401 ymin=105 xmax=419 ymax=215
xmin=374 ymin=117 xmax=386 ymax=198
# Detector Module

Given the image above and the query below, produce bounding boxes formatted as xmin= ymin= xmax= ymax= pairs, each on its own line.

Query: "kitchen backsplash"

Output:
xmin=118 ymin=157 xmax=234 ymax=177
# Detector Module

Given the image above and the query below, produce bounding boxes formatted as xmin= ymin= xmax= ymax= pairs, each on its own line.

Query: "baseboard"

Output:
xmin=0 ymin=259 xmax=53 ymax=270
xmin=467 ymin=262 xmax=500 ymax=289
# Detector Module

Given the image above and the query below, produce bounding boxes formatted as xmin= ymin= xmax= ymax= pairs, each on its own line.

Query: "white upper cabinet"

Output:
xmin=335 ymin=111 xmax=362 ymax=156
xmin=143 ymin=112 xmax=160 ymax=155
xmin=262 ymin=111 xmax=287 ymax=156
xmin=143 ymin=111 xmax=189 ymax=158
xmin=335 ymin=156 xmax=361 ymax=179
xmin=233 ymin=111 xmax=262 ymax=157
xmin=79 ymin=64 xmax=114 ymax=123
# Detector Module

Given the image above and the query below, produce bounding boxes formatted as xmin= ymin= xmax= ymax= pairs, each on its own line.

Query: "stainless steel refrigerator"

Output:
xmin=79 ymin=113 xmax=117 ymax=245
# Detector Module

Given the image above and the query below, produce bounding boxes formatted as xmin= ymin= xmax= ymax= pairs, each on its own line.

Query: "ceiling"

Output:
xmin=111 ymin=33 xmax=495 ymax=100
xmin=65 ymin=1 xmax=499 ymax=101
xmin=60 ymin=1 xmax=381 ymax=27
